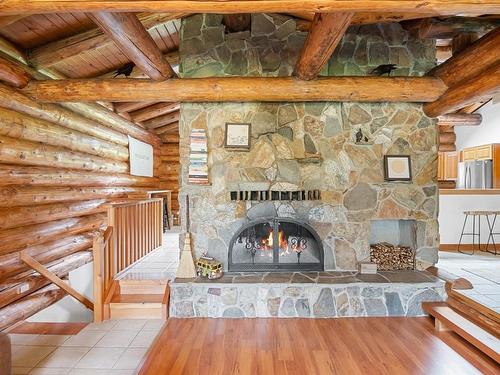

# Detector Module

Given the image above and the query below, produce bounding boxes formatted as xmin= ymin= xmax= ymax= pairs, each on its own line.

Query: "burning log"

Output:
xmin=370 ymin=242 xmax=415 ymax=271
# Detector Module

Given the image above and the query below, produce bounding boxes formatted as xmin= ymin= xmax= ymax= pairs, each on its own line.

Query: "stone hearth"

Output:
xmin=170 ymin=271 xmax=445 ymax=318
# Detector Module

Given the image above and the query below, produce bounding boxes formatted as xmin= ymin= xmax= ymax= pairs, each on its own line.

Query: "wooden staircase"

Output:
xmin=104 ymin=279 xmax=170 ymax=320
xmin=423 ymin=278 xmax=500 ymax=364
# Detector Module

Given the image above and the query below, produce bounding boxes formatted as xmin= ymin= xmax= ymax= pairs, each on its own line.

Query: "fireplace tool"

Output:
xmin=176 ymin=195 xmax=197 ymax=278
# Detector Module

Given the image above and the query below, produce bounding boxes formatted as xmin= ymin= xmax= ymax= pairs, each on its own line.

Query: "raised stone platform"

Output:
xmin=169 ymin=271 xmax=446 ymax=318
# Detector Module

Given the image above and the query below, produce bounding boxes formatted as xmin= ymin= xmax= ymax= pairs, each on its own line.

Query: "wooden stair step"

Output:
xmin=109 ymin=293 xmax=164 ymax=320
xmin=423 ymin=302 xmax=500 ymax=363
xmin=118 ymin=279 xmax=168 ymax=295
xmin=111 ymin=294 xmax=164 ymax=304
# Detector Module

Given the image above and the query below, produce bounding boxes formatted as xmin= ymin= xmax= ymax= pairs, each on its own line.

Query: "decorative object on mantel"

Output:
xmin=195 ymin=254 xmax=223 ymax=280
xmin=384 ymin=155 xmax=412 ymax=181
xmin=369 ymin=64 xmax=397 ymax=76
xmin=224 ymin=123 xmax=251 ymax=149
xmin=370 ymin=242 xmax=415 ymax=271
xmin=176 ymin=195 xmax=197 ymax=278
xmin=230 ymin=189 xmax=321 ymax=201
xmin=354 ymin=128 xmax=371 ymax=145
xmin=188 ymin=129 xmax=209 ymax=185
xmin=358 ymin=261 xmax=377 ymax=274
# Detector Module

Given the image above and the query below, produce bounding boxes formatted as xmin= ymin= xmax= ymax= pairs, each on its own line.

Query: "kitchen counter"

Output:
xmin=440 ymin=189 xmax=500 ymax=195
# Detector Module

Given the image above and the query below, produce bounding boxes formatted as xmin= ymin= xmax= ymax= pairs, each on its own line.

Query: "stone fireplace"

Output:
xmin=178 ymin=14 xmax=439 ymax=273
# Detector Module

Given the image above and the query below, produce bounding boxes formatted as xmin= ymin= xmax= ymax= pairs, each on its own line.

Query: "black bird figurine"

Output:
xmin=369 ymin=64 xmax=397 ymax=76
xmin=113 ymin=62 xmax=135 ymax=78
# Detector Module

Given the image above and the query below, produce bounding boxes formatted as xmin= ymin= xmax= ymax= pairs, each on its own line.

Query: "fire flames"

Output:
xmin=260 ymin=229 xmax=290 ymax=256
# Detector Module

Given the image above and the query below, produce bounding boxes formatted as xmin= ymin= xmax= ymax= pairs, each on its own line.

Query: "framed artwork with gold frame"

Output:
xmin=384 ymin=155 xmax=412 ymax=181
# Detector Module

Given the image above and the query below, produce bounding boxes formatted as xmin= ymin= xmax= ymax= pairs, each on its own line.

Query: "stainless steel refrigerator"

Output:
xmin=457 ymin=160 xmax=493 ymax=189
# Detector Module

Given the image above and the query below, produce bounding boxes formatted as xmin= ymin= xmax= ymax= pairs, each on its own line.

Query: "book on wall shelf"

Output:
xmin=188 ymin=129 xmax=209 ymax=185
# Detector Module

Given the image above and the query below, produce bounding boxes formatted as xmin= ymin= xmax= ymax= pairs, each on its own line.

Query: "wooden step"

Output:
xmin=423 ymin=302 xmax=500 ymax=363
xmin=110 ymin=293 xmax=164 ymax=319
xmin=118 ymin=279 xmax=168 ymax=295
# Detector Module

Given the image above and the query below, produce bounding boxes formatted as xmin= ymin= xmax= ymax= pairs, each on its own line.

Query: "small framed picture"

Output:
xmin=384 ymin=155 xmax=412 ymax=181
xmin=225 ymin=123 xmax=251 ymax=149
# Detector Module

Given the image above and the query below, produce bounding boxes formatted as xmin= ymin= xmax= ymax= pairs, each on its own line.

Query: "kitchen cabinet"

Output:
xmin=438 ymin=152 xmax=458 ymax=181
xmin=459 ymin=143 xmax=500 ymax=188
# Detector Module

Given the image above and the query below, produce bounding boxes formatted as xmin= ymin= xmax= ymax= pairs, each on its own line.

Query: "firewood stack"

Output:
xmin=370 ymin=242 xmax=415 ymax=271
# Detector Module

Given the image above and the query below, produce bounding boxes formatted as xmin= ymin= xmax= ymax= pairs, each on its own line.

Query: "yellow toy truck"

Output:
xmin=196 ymin=256 xmax=223 ymax=280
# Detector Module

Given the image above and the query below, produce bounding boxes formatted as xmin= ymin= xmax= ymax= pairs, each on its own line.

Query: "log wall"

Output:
xmin=0 ymin=84 xmax=160 ymax=330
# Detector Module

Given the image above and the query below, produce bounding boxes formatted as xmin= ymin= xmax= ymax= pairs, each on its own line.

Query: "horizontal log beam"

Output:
xmin=0 ymin=199 xmax=107 ymax=231
xmin=0 ymin=165 xmax=158 ymax=187
xmin=22 ymin=77 xmax=447 ymax=103
xmin=0 ymin=234 xmax=94 ymax=282
xmin=438 ymin=113 xmax=482 ymax=126
xmin=0 ymin=134 xmax=129 ymax=173
xmin=143 ymin=112 xmax=179 ymax=129
xmin=427 ymin=27 xmax=500 ymax=87
xmin=155 ymin=122 xmax=179 ymax=135
xmin=424 ymin=63 xmax=500 ymax=117
xmin=0 ymin=285 xmax=65 ymax=331
xmin=295 ymin=12 xmax=354 ymax=80
xmin=0 ymin=213 xmax=106 ymax=256
xmin=1 ymin=1 xmax=498 ymax=15
xmin=0 ymin=83 xmax=129 ymax=147
xmin=88 ymin=12 xmax=175 ymax=81
xmin=0 ymin=108 xmax=129 ymax=161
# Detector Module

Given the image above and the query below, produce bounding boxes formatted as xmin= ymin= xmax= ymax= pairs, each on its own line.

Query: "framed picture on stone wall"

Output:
xmin=225 ymin=123 xmax=251 ymax=149
xmin=384 ymin=155 xmax=412 ymax=181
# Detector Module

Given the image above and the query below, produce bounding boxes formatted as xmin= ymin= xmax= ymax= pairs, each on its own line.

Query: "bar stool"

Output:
xmin=457 ymin=211 xmax=494 ymax=255
xmin=485 ymin=211 xmax=500 ymax=255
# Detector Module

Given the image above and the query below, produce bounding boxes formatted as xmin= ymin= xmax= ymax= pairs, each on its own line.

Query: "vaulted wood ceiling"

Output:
xmin=0 ymin=7 xmax=499 ymax=141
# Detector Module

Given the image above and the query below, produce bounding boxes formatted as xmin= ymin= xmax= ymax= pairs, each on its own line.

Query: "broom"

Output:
xmin=176 ymin=195 xmax=197 ymax=278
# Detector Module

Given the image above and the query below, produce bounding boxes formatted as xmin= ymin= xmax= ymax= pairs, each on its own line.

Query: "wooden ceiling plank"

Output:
xmin=0 ymin=15 xmax=30 ymax=28
xmin=114 ymin=101 xmax=158 ymax=113
xmin=155 ymin=122 xmax=179 ymax=135
xmin=22 ymin=76 xmax=447 ymax=103
xmin=130 ymin=102 xmax=180 ymax=122
xmin=142 ymin=112 xmax=180 ymax=129
xmin=424 ymin=63 xmax=500 ymax=117
xmin=29 ymin=12 xmax=187 ymax=69
xmin=295 ymin=12 xmax=354 ymax=80
xmin=427 ymin=27 xmax=500 ymax=87
xmin=1 ymin=1 xmax=499 ymax=15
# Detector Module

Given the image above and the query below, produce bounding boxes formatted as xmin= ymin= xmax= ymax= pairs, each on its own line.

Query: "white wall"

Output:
xmin=439 ymin=194 xmax=500 ymax=244
xmin=455 ymin=101 xmax=500 ymax=151
xmin=28 ymin=262 xmax=94 ymax=323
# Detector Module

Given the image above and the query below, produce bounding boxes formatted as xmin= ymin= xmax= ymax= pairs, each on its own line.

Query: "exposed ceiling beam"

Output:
xmin=287 ymin=12 xmax=442 ymax=25
xmin=114 ymin=101 xmax=158 ymax=113
xmin=155 ymin=122 xmax=179 ymax=135
xmin=437 ymin=113 xmax=482 ymax=126
xmin=294 ymin=12 xmax=353 ymax=80
xmin=424 ymin=63 xmax=500 ymax=117
xmin=427 ymin=27 xmax=500 ymax=87
xmin=1 ymin=1 xmax=498 ymax=15
xmin=21 ymin=76 xmax=447 ymax=103
xmin=404 ymin=16 xmax=500 ymax=39
xmin=87 ymin=12 xmax=175 ymax=80
xmin=0 ymin=55 xmax=31 ymax=88
xmin=29 ymin=13 xmax=186 ymax=69
xmin=130 ymin=102 xmax=180 ymax=123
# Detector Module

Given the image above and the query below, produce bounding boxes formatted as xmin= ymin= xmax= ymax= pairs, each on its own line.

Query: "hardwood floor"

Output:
xmin=138 ymin=317 xmax=499 ymax=375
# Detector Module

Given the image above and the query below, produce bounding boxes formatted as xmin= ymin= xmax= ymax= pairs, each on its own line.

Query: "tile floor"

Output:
xmin=437 ymin=251 xmax=500 ymax=313
xmin=9 ymin=319 xmax=165 ymax=375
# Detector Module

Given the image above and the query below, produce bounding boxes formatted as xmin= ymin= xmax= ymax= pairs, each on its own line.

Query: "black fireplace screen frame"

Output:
xmin=228 ymin=218 xmax=324 ymax=272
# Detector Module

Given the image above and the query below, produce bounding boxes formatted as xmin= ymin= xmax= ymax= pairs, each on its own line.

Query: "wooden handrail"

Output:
xmin=93 ymin=198 xmax=163 ymax=322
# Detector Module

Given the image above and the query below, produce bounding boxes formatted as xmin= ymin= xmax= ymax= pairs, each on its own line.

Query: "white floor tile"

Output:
xmin=82 ymin=320 xmax=118 ymax=332
xmin=111 ymin=320 xmax=147 ymax=332
xmin=12 ymin=367 xmax=32 ymax=375
xmin=74 ymin=347 xmax=125 ymax=369
xmin=129 ymin=330 xmax=158 ymax=348
xmin=62 ymin=331 xmax=106 ymax=347
xmin=68 ymin=369 xmax=135 ymax=375
xmin=142 ymin=319 xmax=165 ymax=331
xmin=12 ymin=345 xmax=56 ymax=367
xmin=95 ymin=330 xmax=138 ymax=348
xmin=29 ymin=368 xmax=71 ymax=374
xmin=9 ymin=334 xmax=41 ymax=345
xmin=29 ymin=335 xmax=71 ymax=347
xmin=37 ymin=347 xmax=90 ymax=369
xmin=113 ymin=348 xmax=148 ymax=370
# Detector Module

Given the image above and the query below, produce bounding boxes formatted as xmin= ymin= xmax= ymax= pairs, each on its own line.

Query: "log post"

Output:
xmin=294 ymin=12 xmax=354 ymax=80
xmin=438 ymin=113 xmax=482 ymax=126
xmin=88 ymin=12 xmax=175 ymax=80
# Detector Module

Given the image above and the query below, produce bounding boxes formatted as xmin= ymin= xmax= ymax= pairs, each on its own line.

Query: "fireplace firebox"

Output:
xmin=228 ymin=218 xmax=324 ymax=272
